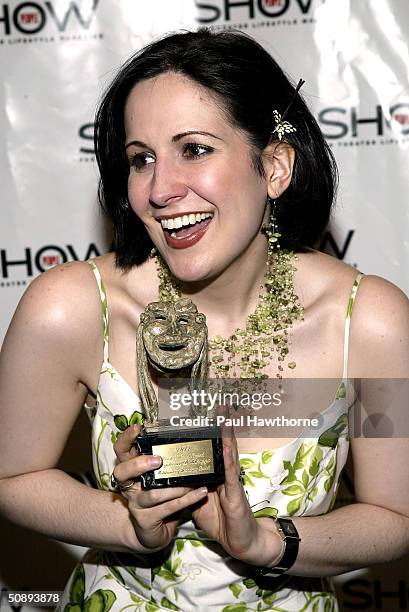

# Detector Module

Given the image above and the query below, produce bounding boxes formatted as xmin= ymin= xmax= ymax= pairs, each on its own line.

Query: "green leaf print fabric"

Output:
xmin=56 ymin=263 xmax=362 ymax=611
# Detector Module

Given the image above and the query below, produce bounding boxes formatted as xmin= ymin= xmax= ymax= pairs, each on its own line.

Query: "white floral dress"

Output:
xmin=58 ymin=261 xmax=363 ymax=612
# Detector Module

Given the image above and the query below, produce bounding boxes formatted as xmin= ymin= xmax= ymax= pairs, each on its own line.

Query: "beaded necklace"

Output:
xmin=153 ymin=233 xmax=304 ymax=382
xmin=150 ymin=83 xmax=307 ymax=383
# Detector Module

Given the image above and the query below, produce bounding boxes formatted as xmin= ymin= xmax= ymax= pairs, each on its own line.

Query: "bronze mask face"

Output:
xmin=139 ymin=298 xmax=207 ymax=372
xmin=135 ymin=296 xmax=224 ymax=490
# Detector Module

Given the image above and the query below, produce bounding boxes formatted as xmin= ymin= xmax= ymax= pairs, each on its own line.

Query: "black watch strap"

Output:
xmin=253 ymin=517 xmax=300 ymax=578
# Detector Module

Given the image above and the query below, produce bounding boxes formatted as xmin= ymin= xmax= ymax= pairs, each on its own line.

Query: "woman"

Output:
xmin=0 ymin=29 xmax=408 ymax=612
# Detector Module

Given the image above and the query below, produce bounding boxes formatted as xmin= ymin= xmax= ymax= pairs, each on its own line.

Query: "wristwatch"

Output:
xmin=253 ymin=517 xmax=300 ymax=578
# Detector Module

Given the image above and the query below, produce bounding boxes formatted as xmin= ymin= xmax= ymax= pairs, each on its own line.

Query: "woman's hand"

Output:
xmin=112 ymin=424 xmax=208 ymax=551
xmin=192 ymin=428 xmax=284 ymax=567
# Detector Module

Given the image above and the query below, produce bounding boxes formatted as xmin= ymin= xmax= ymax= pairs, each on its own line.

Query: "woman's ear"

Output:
xmin=263 ymin=142 xmax=295 ymax=199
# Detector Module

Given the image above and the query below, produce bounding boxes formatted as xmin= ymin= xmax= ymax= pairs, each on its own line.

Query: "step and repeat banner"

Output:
xmin=1 ymin=1 xmax=408 ymax=610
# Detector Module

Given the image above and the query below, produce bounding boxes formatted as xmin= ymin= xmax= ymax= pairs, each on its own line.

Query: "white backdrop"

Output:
xmin=1 ymin=1 xmax=408 ymax=610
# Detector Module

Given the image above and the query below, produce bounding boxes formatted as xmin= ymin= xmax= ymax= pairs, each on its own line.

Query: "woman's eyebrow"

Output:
xmin=125 ymin=130 xmax=224 ymax=150
xmin=172 ymin=130 xmax=224 ymax=142
xmin=125 ymin=139 xmax=148 ymax=150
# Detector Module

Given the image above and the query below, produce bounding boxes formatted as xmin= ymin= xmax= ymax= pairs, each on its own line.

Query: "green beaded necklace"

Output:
xmin=153 ymin=228 xmax=304 ymax=382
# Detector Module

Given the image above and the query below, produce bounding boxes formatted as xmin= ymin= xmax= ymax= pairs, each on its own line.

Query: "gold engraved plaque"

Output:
xmin=135 ymin=424 xmax=224 ymax=489
xmin=152 ymin=439 xmax=215 ymax=479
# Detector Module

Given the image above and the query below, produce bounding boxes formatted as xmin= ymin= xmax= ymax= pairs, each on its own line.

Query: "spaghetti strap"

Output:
xmin=87 ymin=260 xmax=109 ymax=363
xmin=342 ymin=272 xmax=364 ymax=379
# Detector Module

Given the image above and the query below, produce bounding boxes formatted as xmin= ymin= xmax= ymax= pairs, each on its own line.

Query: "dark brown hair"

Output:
xmin=95 ymin=28 xmax=337 ymax=268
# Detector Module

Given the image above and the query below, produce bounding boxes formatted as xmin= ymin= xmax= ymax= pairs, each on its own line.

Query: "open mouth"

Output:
xmin=158 ymin=212 xmax=213 ymax=249
xmin=158 ymin=343 xmax=186 ymax=351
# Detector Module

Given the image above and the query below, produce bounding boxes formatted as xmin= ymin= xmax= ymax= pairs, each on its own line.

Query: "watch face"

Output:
xmin=280 ymin=519 xmax=298 ymax=537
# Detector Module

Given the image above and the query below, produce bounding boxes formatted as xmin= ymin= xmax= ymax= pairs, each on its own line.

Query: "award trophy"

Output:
xmin=134 ymin=298 xmax=225 ymax=489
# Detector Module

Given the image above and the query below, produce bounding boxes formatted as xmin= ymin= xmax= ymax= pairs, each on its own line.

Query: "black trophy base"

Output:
xmin=134 ymin=424 xmax=225 ymax=489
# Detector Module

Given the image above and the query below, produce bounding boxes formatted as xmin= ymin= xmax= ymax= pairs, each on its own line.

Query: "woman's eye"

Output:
xmin=183 ymin=143 xmax=213 ymax=159
xmin=130 ymin=152 xmax=155 ymax=171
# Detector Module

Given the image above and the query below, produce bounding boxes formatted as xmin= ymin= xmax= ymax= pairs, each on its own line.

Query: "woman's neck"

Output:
xmin=178 ymin=236 xmax=269 ymax=331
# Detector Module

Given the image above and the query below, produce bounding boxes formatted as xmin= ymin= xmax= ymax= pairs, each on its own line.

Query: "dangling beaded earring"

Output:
xmin=262 ymin=197 xmax=282 ymax=256
xmin=259 ymin=196 xmax=304 ymax=377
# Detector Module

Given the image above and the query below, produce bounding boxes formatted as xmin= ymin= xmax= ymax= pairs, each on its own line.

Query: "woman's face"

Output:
xmin=124 ymin=71 xmax=271 ymax=282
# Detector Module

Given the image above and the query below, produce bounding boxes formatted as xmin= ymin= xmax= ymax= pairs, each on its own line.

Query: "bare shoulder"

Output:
xmin=296 ymin=249 xmax=407 ymax=317
xmin=295 ymin=250 xmax=408 ymax=377
xmin=295 ymin=248 xmax=363 ymax=311
xmin=93 ymin=252 xmax=160 ymax=314
xmin=1 ymin=258 xmax=110 ymax=390
xmin=348 ymin=273 xmax=409 ymax=377
xmin=8 ymin=259 xmax=103 ymax=342
xmin=350 ymin=272 xmax=409 ymax=325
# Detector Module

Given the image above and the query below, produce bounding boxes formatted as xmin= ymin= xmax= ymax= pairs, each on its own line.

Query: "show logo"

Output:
xmin=341 ymin=578 xmax=409 ymax=609
xmin=195 ymin=0 xmax=316 ymax=23
xmin=0 ymin=243 xmax=101 ymax=281
xmin=0 ymin=0 xmax=99 ymax=36
xmin=318 ymin=104 xmax=409 ymax=139
xmin=78 ymin=104 xmax=409 ymax=158
xmin=79 ymin=122 xmax=95 ymax=156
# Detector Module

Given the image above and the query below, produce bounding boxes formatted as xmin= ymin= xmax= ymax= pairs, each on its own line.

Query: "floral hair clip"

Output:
xmin=271 ymin=78 xmax=305 ymax=141
xmin=272 ymin=110 xmax=297 ymax=140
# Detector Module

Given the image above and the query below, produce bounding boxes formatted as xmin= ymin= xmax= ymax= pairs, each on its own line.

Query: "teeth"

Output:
xmin=160 ymin=212 xmax=212 ymax=231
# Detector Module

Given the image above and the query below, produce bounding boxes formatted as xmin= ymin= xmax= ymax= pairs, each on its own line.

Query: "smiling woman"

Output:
xmin=95 ymin=30 xmax=336 ymax=272
xmin=124 ymin=70 xmax=276 ymax=279
xmin=0 ymin=27 xmax=408 ymax=612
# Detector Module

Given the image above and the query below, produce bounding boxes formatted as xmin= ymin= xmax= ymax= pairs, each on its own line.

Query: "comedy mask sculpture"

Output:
xmin=134 ymin=297 xmax=224 ymax=489
xmin=136 ymin=298 xmax=208 ymax=425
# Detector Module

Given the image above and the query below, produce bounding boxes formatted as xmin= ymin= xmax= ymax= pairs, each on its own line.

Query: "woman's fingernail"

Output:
xmin=197 ymin=487 xmax=208 ymax=496
xmin=150 ymin=456 xmax=162 ymax=467
xmin=132 ymin=424 xmax=139 ymax=433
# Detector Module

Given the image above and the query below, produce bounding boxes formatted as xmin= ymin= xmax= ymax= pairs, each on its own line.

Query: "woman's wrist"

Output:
xmin=121 ymin=501 xmax=163 ymax=554
xmin=239 ymin=517 xmax=285 ymax=567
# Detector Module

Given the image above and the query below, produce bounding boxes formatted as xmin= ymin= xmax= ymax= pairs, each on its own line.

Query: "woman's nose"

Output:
xmin=149 ymin=158 xmax=188 ymax=207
